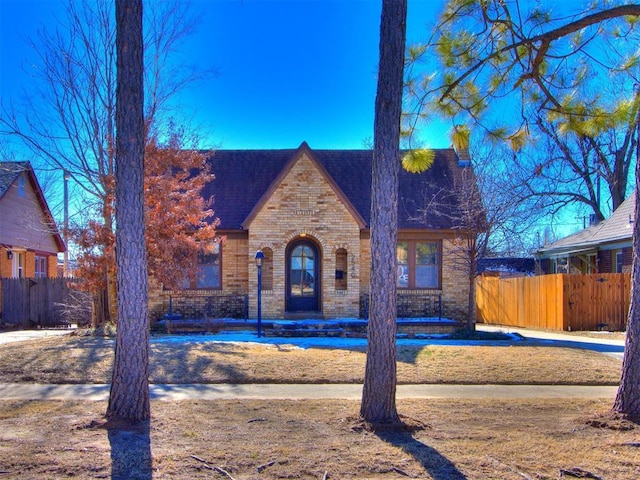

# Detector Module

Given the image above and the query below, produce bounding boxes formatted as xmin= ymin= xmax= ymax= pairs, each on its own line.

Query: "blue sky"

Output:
xmin=0 ymin=0 xmax=452 ymax=152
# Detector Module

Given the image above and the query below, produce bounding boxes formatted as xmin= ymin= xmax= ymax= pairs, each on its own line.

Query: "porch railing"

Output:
xmin=162 ymin=293 xmax=248 ymax=321
xmin=360 ymin=292 xmax=442 ymax=320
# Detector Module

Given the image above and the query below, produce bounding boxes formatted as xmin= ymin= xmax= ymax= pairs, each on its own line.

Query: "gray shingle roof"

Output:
xmin=202 ymin=144 xmax=472 ymax=230
xmin=538 ymin=193 xmax=635 ymax=255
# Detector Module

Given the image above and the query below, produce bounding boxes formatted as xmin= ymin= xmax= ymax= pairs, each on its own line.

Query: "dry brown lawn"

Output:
xmin=0 ymin=334 xmax=623 ymax=385
xmin=0 ymin=333 xmax=636 ymax=479
xmin=1 ymin=398 xmax=638 ymax=479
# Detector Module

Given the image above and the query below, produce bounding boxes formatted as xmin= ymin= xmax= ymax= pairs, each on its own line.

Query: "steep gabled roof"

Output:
xmin=0 ymin=161 xmax=66 ymax=252
xmin=202 ymin=142 xmax=475 ymax=231
xmin=241 ymin=142 xmax=366 ymax=229
xmin=537 ymin=193 xmax=635 ymax=257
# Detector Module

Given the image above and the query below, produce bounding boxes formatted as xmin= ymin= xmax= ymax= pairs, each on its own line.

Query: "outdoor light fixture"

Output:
xmin=255 ymin=250 xmax=264 ymax=268
xmin=255 ymin=250 xmax=265 ymax=337
xmin=7 ymin=250 xmax=13 ymax=260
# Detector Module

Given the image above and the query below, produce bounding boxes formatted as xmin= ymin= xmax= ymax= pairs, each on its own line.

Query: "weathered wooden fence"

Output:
xmin=0 ymin=277 xmax=90 ymax=328
xmin=476 ymin=273 xmax=631 ymax=331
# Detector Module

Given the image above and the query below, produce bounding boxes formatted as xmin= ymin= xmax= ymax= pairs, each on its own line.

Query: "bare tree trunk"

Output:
xmin=613 ymin=183 xmax=640 ymax=419
xmin=360 ymin=0 xmax=407 ymax=426
xmin=107 ymin=0 xmax=149 ymax=423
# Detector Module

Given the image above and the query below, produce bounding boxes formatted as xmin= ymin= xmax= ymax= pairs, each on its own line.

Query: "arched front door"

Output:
xmin=286 ymin=239 xmax=320 ymax=312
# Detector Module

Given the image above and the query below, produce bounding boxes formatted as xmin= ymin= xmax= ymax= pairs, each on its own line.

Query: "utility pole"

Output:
xmin=63 ymin=170 xmax=69 ymax=277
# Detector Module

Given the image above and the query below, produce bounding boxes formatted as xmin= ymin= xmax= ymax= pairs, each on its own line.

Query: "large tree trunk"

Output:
xmin=613 ymin=187 xmax=640 ymax=418
xmin=107 ymin=0 xmax=149 ymax=423
xmin=360 ymin=0 xmax=407 ymax=425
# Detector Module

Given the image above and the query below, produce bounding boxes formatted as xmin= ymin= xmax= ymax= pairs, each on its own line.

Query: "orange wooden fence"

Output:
xmin=476 ymin=273 xmax=631 ymax=331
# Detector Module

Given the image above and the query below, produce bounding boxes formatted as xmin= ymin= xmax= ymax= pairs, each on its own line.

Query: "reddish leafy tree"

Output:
xmin=144 ymin=125 xmax=218 ymax=290
xmin=71 ymin=124 xmax=217 ymax=323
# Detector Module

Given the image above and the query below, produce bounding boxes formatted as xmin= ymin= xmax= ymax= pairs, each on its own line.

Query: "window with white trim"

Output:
xmin=35 ymin=255 xmax=48 ymax=278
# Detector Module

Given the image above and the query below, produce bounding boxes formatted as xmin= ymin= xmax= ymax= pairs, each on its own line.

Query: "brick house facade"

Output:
xmin=150 ymin=143 xmax=480 ymax=322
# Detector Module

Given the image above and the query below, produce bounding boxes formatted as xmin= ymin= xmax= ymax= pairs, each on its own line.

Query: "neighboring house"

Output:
xmin=535 ymin=193 xmax=634 ymax=274
xmin=0 ymin=162 xmax=65 ymax=279
xmin=150 ymin=142 xmax=482 ymax=321
xmin=477 ymin=257 xmax=535 ymax=278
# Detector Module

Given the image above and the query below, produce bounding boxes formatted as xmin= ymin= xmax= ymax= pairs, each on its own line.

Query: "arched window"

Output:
xmin=335 ymin=248 xmax=347 ymax=290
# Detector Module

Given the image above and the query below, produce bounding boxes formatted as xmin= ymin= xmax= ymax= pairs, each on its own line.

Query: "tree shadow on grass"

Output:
xmin=376 ymin=428 xmax=467 ymax=480
xmin=106 ymin=419 xmax=152 ymax=480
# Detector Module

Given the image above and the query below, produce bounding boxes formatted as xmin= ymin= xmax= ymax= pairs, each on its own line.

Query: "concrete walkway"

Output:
xmin=476 ymin=324 xmax=626 ymax=360
xmin=0 ymin=382 xmax=619 ymax=401
xmin=0 ymin=328 xmax=72 ymax=345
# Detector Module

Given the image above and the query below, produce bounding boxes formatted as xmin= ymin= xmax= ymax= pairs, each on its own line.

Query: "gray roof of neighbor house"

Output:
xmin=537 ymin=193 xmax=635 ymax=257
xmin=201 ymin=142 xmax=478 ymax=231
xmin=0 ymin=161 xmax=29 ymax=199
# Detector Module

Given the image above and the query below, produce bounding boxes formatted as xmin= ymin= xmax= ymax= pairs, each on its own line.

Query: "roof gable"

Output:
xmin=241 ymin=142 xmax=365 ymax=229
xmin=0 ymin=161 xmax=65 ymax=252
xmin=202 ymin=143 xmax=475 ymax=231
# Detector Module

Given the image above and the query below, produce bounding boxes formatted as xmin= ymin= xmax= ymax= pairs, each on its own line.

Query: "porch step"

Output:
xmin=266 ymin=328 xmax=346 ymax=338
xmin=153 ymin=317 xmax=461 ymax=337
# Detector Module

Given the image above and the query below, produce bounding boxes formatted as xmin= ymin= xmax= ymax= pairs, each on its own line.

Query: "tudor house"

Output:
xmin=0 ymin=162 xmax=65 ymax=279
xmin=150 ymin=142 xmax=481 ymax=322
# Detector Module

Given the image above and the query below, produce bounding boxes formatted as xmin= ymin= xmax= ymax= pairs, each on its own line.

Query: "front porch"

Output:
xmin=153 ymin=290 xmax=460 ymax=337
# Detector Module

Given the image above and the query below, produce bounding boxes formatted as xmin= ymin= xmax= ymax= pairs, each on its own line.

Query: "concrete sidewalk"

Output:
xmin=0 ymin=382 xmax=619 ymax=401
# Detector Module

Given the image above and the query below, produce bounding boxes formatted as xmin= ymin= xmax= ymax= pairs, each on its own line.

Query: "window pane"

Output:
xmin=416 ymin=243 xmax=437 ymax=265
xmin=291 ymin=245 xmax=315 ymax=296
xmin=397 ymin=242 xmax=408 ymax=288
xmin=194 ymin=243 xmax=220 ymax=289
xmin=416 ymin=265 xmax=438 ymax=288
xmin=416 ymin=243 xmax=438 ymax=288
xmin=197 ymin=265 xmax=220 ymax=288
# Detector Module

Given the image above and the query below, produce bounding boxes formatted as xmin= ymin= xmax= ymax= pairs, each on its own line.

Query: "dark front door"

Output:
xmin=286 ymin=240 xmax=320 ymax=312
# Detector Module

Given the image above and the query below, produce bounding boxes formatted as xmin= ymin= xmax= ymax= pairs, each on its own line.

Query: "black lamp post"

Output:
xmin=255 ymin=250 xmax=264 ymax=337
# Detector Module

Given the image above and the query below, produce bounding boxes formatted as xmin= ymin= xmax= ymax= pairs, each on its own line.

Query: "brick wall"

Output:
xmin=246 ymin=152 xmax=362 ymax=319
xmin=148 ymin=154 xmax=473 ymax=322
xmin=440 ymin=238 xmax=471 ymax=320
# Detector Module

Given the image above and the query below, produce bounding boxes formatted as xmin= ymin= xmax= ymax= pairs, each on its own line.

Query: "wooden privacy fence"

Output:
xmin=476 ymin=273 xmax=631 ymax=331
xmin=0 ymin=277 xmax=90 ymax=328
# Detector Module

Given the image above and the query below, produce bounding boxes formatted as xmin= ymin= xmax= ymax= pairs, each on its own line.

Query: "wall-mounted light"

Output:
xmin=7 ymin=250 xmax=13 ymax=260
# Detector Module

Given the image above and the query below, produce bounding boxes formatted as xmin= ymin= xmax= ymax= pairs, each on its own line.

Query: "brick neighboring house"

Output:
xmin=535 ymin=193 xmax=634 ymax=274
xmin=150 ymin=142 xmax=481 ymax=322
xmin=0 ymin=162 xmax=65 ymax=279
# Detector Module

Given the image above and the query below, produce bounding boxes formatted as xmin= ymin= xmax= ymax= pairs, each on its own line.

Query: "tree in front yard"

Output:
xmin=613 ymin=175 xmax=640 ymax=418
xmin=107 ymin=0 xmax=149 ymax=422
xmin=0 ymin=0 xmax=211 ymax=325
xmin=360 ymin=0 xmax=407 ymax=426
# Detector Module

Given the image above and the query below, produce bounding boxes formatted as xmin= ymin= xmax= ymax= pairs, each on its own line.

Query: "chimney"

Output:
xmin=455 ymin=148 xmax=471 ymax=168
xmin=451 ymin=125 xmax=471 ymax=168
